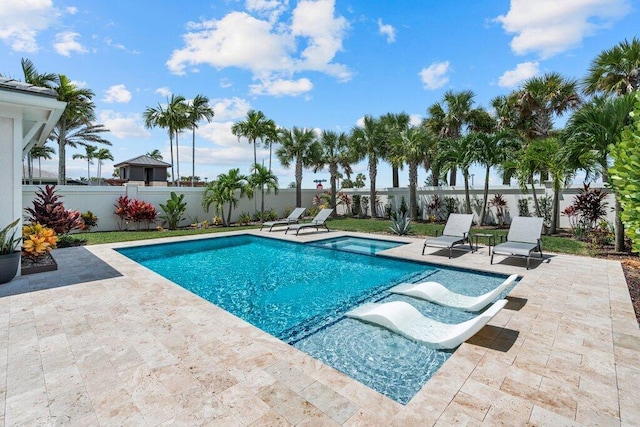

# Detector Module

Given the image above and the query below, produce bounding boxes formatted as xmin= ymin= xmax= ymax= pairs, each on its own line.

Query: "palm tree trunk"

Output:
xmin=295 ymin=155 xmax=303 ymax=208
xmin=330 ymin=164 xmax=338 ymax=218
xmin=530 ymin=174 xmax=540 ymax=217
xmin=268 ymin=142 xmax=272 ymax=172
xmin=449 ymin=166 xmax=457 ymax=186
xmin=392 ymin=166 xmax=399 ymax=187
xmin=176 ymin=131 xmax=181 ymax=187
xmin=38 ymin=158 xmax=42 ymax=184
xmin=58 ymin=121 xmax=67 ymax=185
xmin=614 ymin=197 xmax=625 ymax=252
xmin=192 ymin=128 xmax=196 ymax=187
xmin=409 ymin=161 xmax=418 ymax=221
xmin=87 ymin=159 xmax=91 ymax=183
xmin=369 ymin=157 xmax=377 ymax=218
xmin=261 ymin=187 xmax=265 ymax=221
xmin=27 ymin=153 xmax=33 ymax=184
xmin=480 ymin=167 xmax=490 ymax=225
xmin=169 ymin=131 xmax=174 ymax=186
xmin=227 ymin=203 xmax=232 ymax=226
xmin=463 ymin=173 xmax=471 ymax=214
xmin=252 ymin=138 xmax=258 ymax=212
xmin=551 ymin=181 xmax=560 ymax=234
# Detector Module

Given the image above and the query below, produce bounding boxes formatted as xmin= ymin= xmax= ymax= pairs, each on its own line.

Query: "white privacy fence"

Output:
xmin=22 ymin=183 xmax=615 ymax=232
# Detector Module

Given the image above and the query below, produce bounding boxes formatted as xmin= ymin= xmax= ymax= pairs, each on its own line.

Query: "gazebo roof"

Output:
xmin=114 ymin=155 xmax=170 ymax=168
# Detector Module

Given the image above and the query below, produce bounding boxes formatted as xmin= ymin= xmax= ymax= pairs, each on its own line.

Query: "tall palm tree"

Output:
xmin=72 ymin=145 xmax=97 ymax=182
xmin=53 ymin=74 xmax=101 ymax=184
xmin=186 ymin=95 xmax=214 ymax=187
xmin=19 ymin=57 xmax=58 ymax=88
xmin=146 ymin=149 xmax=163 ymax=160
xmin=423 ymin=90 xmax=489 ymax=186
xmin=250 ymin=163 xmax=279 ymax=221
xmin=583 ymin=37 xmax=640 ymax=95
xmin=390 ymin=126 xmax=434 ymax=220
xmin=231 ymin=110 xmax=276 ymax=170
xmin=583 ymin=38 xmax=640 ymax=251
xmin=314 ymin=130 xmax=354 ymax=217
xmin=30 ymin=145 xmax=55 ymax=184
xmin=94 ymin=148 xmax=114 ymax=185
xmin=380 ymin=112 xmax=410 ymax=187
xmin=350 ymin=115 xmax=387 ymax=218
xmin=143 ymin=94 xmax=187 ymax=187
xmin=438 ymin=135 xmax=476 ymax=214
xmin=276 ymin=127 xmax=321 ymax=208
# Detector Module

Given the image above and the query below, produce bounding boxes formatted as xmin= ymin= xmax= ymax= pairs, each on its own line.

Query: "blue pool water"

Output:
xmin=117 ymin=235 xmax=514 ymax=404
xmin=309 ymin=236 xmax=405 ymax=255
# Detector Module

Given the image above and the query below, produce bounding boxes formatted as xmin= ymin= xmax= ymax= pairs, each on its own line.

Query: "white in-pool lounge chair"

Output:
xmin=260 ymin=207 xmax=306 ymax=231
xmin=285 ymin=208 xmax=333 ymax=235
xmin=389 ymin=274 xmax=518 ymax=312
xmin=423 ymin=213 xmax=474 ymax=258
xmin=346 ymin=299 xmax=507 ymax=349
xmin=491 ymin=216 xmax=544 ymax=270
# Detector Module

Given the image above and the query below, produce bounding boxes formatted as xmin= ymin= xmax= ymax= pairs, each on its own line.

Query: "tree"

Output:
xmin=231 ymin=110 xmax=276 ymax=170
xmin=18 ymin=57 xmax=58 ymax=88
xmin=94 ymin=148 xmax=114 ymax=185
xmin=438 ymin=135 xmax=476 ymax=214
xmin=390 ymin=126 xmax=434 ymax=220
xmin=30 ymin=145 xmax=55 ymax=184
xmin=72 ymin=145 xmax=97 ymax=181
xmin=143 ymin=94 xmax=187 ymax=186
xmin=276 ymin=127 xmax=320 ymax=208
xmin=314 ymin=130 xmax=353 ymax=217
xmin=146 ymin=149 xmax=163 ymax=160
xmin=202 ymin=168 xmax=252 ymax=226
xmin=380 ymin=112 xmax=410 ymax=187
xmin=53 ymin=74 xmax=103 ymax=184
xmin=423 ymin=90 xmax=489 ymax=185
xmin=250 ymin=163 xmax=279 ymax=221
xmin=186 ymin=95 xmax=214 ymax=187
xmin=583 ymin=37 xmax=640 ymax=96
xmin=350 ymin=116 xmax=386 ymax=218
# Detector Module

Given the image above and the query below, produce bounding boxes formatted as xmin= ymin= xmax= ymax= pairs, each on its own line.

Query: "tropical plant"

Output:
xmin=29 ymin=145 xmax=56 ymax=184
xmin=537 ymin=196 xmax=553 ymax=230
xmin=517 ymin=198 xmax=531 ymax=217
xmin=202 ymin=169 xmax=253 ymax=226
xmin=186 ymin=94 xmax=215 ymax=187
xmin=146 ymin=149 xmax=163 ymax=160
xmin=22 ymin=223 xmax=57 ymax=259
xmin=314 ymin=130 xmax=353 ymax=218
xmin=351 ymin=195 xmax=361 ymax=217
xmin=81 ymin=211 xmax=98 ymax=230
xmin=389 ymin=211 xmax=411 ymax=235
xmin=72 ymin=145 xmax=97 ymax=181
xmin=583 ymin=37 xmax=640 ymax=96
xmin=489 ymin=194 xmax=507 ymax=226
xmin=350 ymin=116 xmax=386 ymax=217
xmin=250 ymin=163 xmax=279 ymax=221
xmin=159 ymin=192 xmax=187 ymax=230
xmin=17 ymin=57 xmax=58 ymax=88
xmin=438 ymin=135 xmax=476 ymax=214
xmin=380 ymin=112 xmax=411 ymax=187
xmin=426 ymin=195 xmax=442 ymax=221
xmin=25 ymin=185 xmax=85 ymax=234
xmin=237 ymin=212 xmax=252 ymax=225
xmin=276 ymin=127 xmax=320 ymax=208
xmin=0 ymin=219 xmax=21 ymax=255
xmin=231 ymin=110 xmax=276 ymax=170
xmin=571 ymin=184 xmax=609 ymax=232
xmin=93 ymin=148 xmax=113 ymax=184
xmin=114 ymin=196 xmax=157 ymax=230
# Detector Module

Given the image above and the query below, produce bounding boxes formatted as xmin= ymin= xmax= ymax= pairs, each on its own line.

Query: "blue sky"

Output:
xmin=1 ymin=0 xmax=637 ymax=188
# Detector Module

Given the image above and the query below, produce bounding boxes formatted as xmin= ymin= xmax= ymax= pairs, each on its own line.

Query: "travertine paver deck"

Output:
xmin=1 ymin=229 xmax=638 ymax=425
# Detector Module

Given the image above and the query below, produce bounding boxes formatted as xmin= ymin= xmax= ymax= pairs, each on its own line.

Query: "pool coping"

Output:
xmin=1 ymin=228 xmax=638 ymax=425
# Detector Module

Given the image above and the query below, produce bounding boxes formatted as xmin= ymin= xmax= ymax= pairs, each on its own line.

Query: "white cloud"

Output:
xmin=166 ymin=0 xmax=350 ymax=96
xmin=155 ymin=87 xmax=172 ymax=97
xmin=419 ymin=61 xmax=450 ymax=90
xmin=0 ymin=0 xmax=59 ymax=52
xmin=198 ymin=121 xmax=268 ymax=166
xmin=53 ymin=31 xmax=87 ymax=56
xmin=498 ymin=61 xmax=540 ymax=88
xmin=409 ymin=114 xmax=422 ymax=127
xmin=103 ymin=84 xmax=132 ymax=103
xmin=209 ymin=97 xmax=251 ymax=121
xmin=377 ymin=18 xmax=396 ymax=43
xmin=219 ymin=78 xmax=233 ymax=88
xmin=99 ymin=111 xmax=150 ymax=139
xmin=249 ymin=77 xmax=313 ymax=97
xmin=496 ymin=0 xmax=631 ymax=58
xmin=66 ymin=6 xmax=78 ymax=15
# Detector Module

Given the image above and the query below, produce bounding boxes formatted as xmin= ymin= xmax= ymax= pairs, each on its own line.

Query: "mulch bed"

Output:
xmin=621 ymin=258 xmax=640 ymax=325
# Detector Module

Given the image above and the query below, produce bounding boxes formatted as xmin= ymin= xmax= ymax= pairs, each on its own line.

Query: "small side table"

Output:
xmin=473 ymin=233 xmax=496 ymax=255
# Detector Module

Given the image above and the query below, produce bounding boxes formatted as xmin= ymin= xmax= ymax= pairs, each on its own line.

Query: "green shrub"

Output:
xmin=159 ymin=192 xmax=187 ymax=230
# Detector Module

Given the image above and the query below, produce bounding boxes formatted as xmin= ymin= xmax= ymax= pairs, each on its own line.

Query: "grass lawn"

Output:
xmin=75 ymin=217 xmax=588 ymax=255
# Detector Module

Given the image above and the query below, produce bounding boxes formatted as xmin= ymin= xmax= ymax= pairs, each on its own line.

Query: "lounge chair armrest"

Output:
xmin=500 ymin=235 xmax=507 ymax=243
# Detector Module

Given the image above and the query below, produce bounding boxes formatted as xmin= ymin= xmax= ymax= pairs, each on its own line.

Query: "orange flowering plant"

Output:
xmin=22 ymin=223 xmax=57 ymax=259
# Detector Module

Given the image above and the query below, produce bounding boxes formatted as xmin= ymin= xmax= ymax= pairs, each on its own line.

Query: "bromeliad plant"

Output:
xmin=22 ymin=223 xmax=57 ymax=259
xmin=0 ymin=219 xmax=21 ymax=255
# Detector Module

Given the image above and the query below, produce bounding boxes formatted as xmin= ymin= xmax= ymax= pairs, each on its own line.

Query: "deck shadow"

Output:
xmin=505 ymin=296 xmax=527 ymax=311
xmin=467 ymin=325 xmax=519 ymax=352
xmin=0 ymin=246 xmax=122 ymax=298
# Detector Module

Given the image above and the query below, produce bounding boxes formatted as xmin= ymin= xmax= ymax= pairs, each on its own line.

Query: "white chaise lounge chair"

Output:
xmin=423 ymin=213 xmax=474 ymax=258
xmin=285 ymin=209 xmax=333 ymax=235
xmin=346 ymin=299 xmax=507 ymax=349
xmin=491 ymin=216 xmax=544 ymax=270
xmin=389 ymin=274 xmax=518 ymax=312
xmin=260 ymin=207 xmax=306 ymax=231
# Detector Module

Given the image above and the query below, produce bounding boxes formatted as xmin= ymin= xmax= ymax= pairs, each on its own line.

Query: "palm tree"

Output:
xmin=72 ymin=145 xmax=97 ymax=181
xmin=94 ymin=148 xmax=114 ymax=185
xmin=19 ymin=58 xmax=58 ymax=88
xmin=53 ymin=74 xmax=101 ymax=184
xmin=423 ymin=90 xmax=489 ymax=185
xmin=231 ymin=110 xmax=276 ymax=170
xmin=583 ymin=37 xmax=640 ymax=95
xmin=390 ymin=126 xmax=434 ymax=220
xmin=143 ymin=94 xmax=187 ymax=186
xmin=186 ymin=95 xmax=214 ymax=187
xmin=314 ymin=130 xmax=354 ymax=217
xmin=250 ymin=163 xmax=279 ymax=221
xmin=146 ymin=149 xmax=163 ymax=160
xmin=202 ymin=169 xmax=252 ymax=226
xmin=30 ymin=145 xmax=55 ymax=184
xmin=583 ymin=38 xmax=640 ymax=251
xmin=438 ymin=135 xmax=476 ymax=214
xmin=350 ymin=115 xmax=387 ymax=218
xmin=380 ymin=112 xmax=410 ymax=187
xmin=276 ymin=127 xmax=320 ymax=208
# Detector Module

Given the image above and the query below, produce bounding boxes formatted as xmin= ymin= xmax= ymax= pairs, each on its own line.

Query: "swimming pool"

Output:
xmin=309 ymin=236 xmax=406 ymax=255
xmin=117 ymin=234 xmax=513 ymax=404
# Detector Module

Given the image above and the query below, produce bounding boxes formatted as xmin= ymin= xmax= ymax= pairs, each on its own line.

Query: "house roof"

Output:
xmin=0 ymin=78 xmax=58 ymax=98
xmin=114 ymin=155 xmax=171 ymax=168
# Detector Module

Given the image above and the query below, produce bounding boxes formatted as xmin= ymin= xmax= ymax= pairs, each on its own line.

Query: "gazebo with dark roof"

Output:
xmin=113 ymin=155 xmax=171 ymax=186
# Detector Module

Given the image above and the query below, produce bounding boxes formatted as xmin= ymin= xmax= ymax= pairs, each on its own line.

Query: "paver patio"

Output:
xmin=1 ymin=230 xmax=638 ymax=425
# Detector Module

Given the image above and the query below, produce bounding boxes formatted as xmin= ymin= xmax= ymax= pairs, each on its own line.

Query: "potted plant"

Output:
xmin=0 ymin=219 xmax=21 ymax=284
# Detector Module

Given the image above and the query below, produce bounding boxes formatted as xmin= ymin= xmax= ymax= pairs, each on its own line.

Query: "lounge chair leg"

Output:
xmin=422 ymin=244 xmax=426 ymax=255
xmin=490 ymin=253 xmax=494 ymax=265
xmin=526 ymin=256 xmax=530 ymax=270
xmin=448 ymin=248 xmax=452 ymax=259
